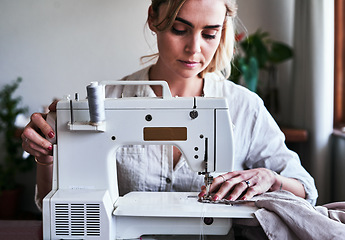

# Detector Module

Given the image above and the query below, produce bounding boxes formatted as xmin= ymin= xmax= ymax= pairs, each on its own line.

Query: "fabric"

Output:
xmin=105 ymin=65 xmax=318 ymax=205
xmin=246 ymin=191 xmax=345 ymax=240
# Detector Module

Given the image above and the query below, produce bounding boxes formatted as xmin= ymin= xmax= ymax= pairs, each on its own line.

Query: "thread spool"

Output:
xmin=86 ymin=82 xmax=105 ymax=125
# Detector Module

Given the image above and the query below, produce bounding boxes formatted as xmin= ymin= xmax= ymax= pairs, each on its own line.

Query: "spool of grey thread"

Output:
xmin=86 ymin=82 xmax=105 ymax=125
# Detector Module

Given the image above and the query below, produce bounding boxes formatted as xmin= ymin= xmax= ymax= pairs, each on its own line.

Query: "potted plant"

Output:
xmin=0 ymin=77 xmax=34 ymax=218
xmin=229 ymin=29 xmax=293 ymax=114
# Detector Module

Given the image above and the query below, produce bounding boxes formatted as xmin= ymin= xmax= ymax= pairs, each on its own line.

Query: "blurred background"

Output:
xmin=0 ymin=0 xmax=339 ymax=220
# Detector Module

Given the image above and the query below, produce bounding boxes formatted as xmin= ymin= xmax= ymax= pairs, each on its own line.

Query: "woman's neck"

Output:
xmin=148 ymin=64 xmax=204 ymax=97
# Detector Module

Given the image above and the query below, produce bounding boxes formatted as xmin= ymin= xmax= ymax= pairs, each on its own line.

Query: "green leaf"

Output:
xmin=269 ymin=42 xmax=293 ymax=63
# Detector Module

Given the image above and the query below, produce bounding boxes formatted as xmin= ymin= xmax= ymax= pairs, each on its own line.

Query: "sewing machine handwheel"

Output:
xmin=203 ymin=217 xmax=214 ymax=225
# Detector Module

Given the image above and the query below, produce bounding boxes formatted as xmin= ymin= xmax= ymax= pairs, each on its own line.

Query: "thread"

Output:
xmin=86 ymin=82 xmax=105 ymax=124
xmin=199 ymin=203 xmax=207 ymax=240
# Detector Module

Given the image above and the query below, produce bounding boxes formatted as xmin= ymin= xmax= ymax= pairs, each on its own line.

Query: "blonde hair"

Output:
xmin=146 ymin=0 xmax=238 ymax=79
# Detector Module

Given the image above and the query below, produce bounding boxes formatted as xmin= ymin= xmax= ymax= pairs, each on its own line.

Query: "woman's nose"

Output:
xmin=185 ymin=35 xmax=201 ymax=54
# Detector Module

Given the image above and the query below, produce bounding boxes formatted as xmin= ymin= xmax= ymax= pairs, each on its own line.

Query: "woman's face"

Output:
xmin=150 ymin=0 xmax=226 ymax=80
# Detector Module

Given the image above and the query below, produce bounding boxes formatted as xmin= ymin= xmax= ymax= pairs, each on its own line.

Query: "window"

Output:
xmin=334 ymin=0 xmax=345 ymax=131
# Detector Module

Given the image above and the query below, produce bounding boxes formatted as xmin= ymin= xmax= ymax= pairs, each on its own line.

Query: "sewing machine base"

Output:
xmin=114 ymin=192 xmax=256 ymax=239
xmin=44 ymin=190 xmax=257 ymax=239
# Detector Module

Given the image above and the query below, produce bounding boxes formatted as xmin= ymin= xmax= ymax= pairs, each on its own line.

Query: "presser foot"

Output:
xmin=198 ymin=197 xmax=256 ymax=206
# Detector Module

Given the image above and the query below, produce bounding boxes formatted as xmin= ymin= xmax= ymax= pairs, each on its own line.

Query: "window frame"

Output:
xmin=334 ymin=0 xmax=345 ymax=132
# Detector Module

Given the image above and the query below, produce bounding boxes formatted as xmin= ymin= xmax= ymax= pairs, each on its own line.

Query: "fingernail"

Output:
xmin=241 ymin=197 xmax=247 ymax=200
xmin=48 ymin=145 xmax=53 ymax=151
xmin=48 ymin=131 xmax=55 ymax=139
xmin=212 ymin=195 xmax=219 ymax=201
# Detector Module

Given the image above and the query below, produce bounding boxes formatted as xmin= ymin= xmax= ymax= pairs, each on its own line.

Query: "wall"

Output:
xmin=0 ymin=0 xmax=154 ymax=113
xmin=0 ymin=0 xmax=295 ymax=214
xmin=237 ymin=0 xmax=295 ymax=126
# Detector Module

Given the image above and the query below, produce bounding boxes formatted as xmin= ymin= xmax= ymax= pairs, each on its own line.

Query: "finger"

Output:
xmin=203 ymin=175 xmax=226 ymax=195
xmin=48 ymin=100 xmax=59 ymax=112
xmin=198 ymin=174 xmax=231 ymax=198
xmin=22 ymin=139 xmax=51 ymax=158
xmin=228 ymin=174 xmax=261 ymax=200
xmin=241 ymin=185 xmax=260 ymax=200
xmin=22 ymin=131 xmax=52 ymax=157
xmin=215 ymin=174 xmax=227 ymax=185
xmin=223 ymin=180 xmax=249 ymax=201
xmin=239 ymin=170 xmax=275 ymax=200
xmin=210 ymin=172 xmax=247 ymax=200
xmin=30 ymin=112 xmax=55 ymax=139
xmin=222 ymin=171 xmax=256 ymax=182
xmin=211 ymin=177 xmax=243 ymax=201
xmin=208 ymin=172 xmax=242 ymax=194
xmin=198 ymin=185 xmax=207 ymax=198
xmin=199 ymin=174 xmax=231 ymax=198
xmin=200 ymin=171 xmax=256 ymax=200
xmin=241 ymin=172 xmax=275 ymax=200
xmin=21 ymin=125 xmax=53 ymax=157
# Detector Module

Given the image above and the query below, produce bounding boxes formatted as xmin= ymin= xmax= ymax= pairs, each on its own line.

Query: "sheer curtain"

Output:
xmin=291 ymin=0 xmax=334 ymax=204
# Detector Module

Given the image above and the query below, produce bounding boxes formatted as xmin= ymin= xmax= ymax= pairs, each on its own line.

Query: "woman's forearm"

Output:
xmin=271 ymin=174 xmax=306 ymax=199
xmin=36 ymin=156 xmax=54 ymax=205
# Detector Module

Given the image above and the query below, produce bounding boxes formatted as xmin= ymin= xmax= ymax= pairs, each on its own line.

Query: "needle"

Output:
xmin=206 ymin=184 xmax=211 ymax=197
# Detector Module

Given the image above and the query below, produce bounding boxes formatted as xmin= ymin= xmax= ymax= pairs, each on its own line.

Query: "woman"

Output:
xmin=22 ymin=0 xmax=318 ymax=209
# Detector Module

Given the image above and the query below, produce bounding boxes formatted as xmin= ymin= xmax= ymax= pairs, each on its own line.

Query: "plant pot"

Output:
xmin=0 ymin=188 xmax=22 ymax=219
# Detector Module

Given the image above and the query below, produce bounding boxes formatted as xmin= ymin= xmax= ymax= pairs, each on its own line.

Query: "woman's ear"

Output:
xmin=147 ymin=6 xmax=157 ymax=33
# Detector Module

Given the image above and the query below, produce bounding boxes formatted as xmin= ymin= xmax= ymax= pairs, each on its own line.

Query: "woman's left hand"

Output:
xmin=198 ymin=168 xmax=277 ymax=201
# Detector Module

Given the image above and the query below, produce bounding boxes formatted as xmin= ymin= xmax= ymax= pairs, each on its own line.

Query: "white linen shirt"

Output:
xmin=106 ymin=66 xmax=318 ymax=205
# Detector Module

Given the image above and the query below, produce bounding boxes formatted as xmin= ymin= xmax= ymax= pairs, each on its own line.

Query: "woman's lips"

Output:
xmin=179 ymin=60 xmax=200 ymax=68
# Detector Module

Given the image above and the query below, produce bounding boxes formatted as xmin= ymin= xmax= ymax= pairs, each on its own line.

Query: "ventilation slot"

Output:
xmin=55 ymin=204 xmax=70 ymax=236
xmin=71 ymin=204 xmax=85 ymax=236
xmin=86 ymin=204 xmax=101 ymax=235
xmin=54 ymin=203 xmax=101 ymax=237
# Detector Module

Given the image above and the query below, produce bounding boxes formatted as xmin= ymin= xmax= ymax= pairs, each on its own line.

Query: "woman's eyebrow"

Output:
xmin=175 ymin=17 xmax=222 ymax=29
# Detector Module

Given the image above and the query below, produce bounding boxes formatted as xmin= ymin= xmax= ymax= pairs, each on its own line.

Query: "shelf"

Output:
xmin=281 ymin=128 xmax=308 ymax=142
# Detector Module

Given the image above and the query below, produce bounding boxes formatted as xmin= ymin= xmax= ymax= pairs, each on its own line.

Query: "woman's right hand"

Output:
xmin=21 ymin=100 xmax=58 ymax=159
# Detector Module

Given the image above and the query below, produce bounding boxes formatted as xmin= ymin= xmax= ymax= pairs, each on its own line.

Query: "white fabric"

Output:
xmin=106 ymin=66 xmax=318 ymax=204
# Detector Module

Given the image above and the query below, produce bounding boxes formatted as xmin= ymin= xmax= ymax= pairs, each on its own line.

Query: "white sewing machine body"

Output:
xmin=43 ymin=81 xmax=257 ymax=239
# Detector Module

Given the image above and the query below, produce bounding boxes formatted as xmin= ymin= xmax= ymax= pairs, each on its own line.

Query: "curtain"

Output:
xmin=291 ymin=0 xmax=334 ymax=204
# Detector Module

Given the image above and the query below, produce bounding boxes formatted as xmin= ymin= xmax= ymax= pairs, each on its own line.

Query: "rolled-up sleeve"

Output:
xmin=244 ymin=98 xmax=318 ymax=205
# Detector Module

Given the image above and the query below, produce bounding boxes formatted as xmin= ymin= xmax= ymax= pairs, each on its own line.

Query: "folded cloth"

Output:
xmin=249 ymin=191 xmax=345 ymax=240
xmin=316 ymin=201 xmax=345 ymax=223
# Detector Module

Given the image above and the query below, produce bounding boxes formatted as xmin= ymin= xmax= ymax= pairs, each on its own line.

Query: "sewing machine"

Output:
xmin=43 ymin=81 xmax=257 ymax=239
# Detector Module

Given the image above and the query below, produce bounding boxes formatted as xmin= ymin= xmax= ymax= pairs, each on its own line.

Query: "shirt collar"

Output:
xmin=122 ymin=66 xmax=156 ymax=98
xmin=121 ymin=65 xmax=224 ymax=98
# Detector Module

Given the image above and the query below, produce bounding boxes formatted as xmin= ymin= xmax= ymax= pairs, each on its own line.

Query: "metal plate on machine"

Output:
xmin=144 ymin=127 xmax=187 ymax=141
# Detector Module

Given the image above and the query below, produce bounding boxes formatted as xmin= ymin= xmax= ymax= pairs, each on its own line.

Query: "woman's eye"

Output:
xmin=202 ymin=30 xmax=218 ymax=40
xmin=172 ymin=26 xmax=187 ymax=36
xmin=202 ymin=34 xmax=216 ymax=40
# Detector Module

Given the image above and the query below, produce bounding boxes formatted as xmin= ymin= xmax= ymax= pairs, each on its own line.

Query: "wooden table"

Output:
xmin=0 ymin=220 xmax=42 ymax=240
